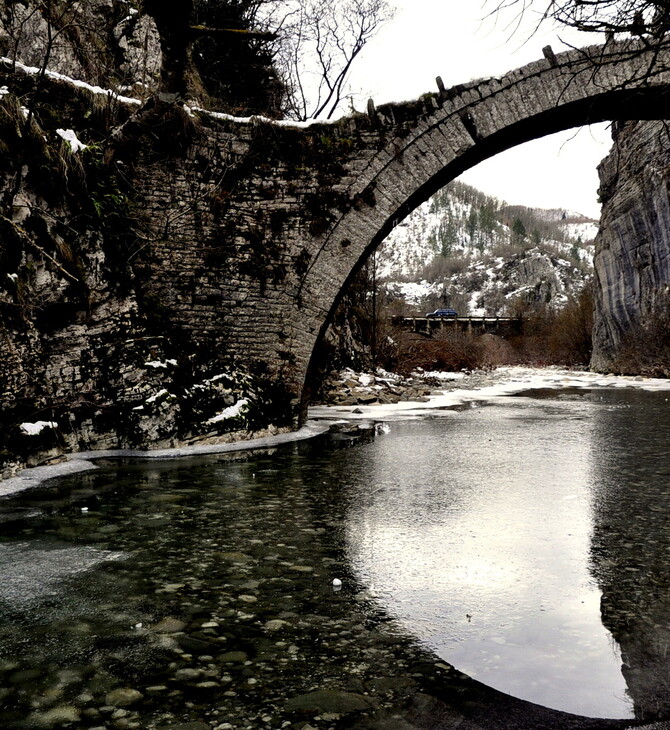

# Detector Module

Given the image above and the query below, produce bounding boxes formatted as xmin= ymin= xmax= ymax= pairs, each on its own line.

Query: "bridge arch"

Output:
xmin=295 ymin=39 xmax=670 ymax=418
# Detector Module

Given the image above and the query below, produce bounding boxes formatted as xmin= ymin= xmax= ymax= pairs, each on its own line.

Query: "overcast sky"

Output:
xmin=346 ymin=1 xmax=611 ymax=218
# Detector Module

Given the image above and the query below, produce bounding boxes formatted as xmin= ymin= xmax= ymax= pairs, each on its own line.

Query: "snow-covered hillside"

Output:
xmin=530 ymin=208 xmax=600 ymax=244
xmin=377 ymin=180 xmax=597 ymax=315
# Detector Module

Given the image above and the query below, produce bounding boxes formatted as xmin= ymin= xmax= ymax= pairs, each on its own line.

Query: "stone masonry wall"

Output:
xmin=126 ymin=39 xmax=670 ymax=419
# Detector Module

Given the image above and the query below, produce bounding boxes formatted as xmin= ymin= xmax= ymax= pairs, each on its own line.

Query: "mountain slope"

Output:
xmin=377 ymin=180 xmax=597 ymax=315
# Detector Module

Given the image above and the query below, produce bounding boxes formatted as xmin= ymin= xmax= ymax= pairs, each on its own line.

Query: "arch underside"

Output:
xmin=375 ymin=87 xmax=670 ymax=255
xmin=299 ymin=84 xmax=670 ymax=417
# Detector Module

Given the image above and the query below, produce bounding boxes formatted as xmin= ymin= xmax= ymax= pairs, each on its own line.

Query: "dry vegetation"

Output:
xmin=379 ymin=284 xmax=595 ymax=374
xmin=610 ymin=289 xmax=670 ymax=376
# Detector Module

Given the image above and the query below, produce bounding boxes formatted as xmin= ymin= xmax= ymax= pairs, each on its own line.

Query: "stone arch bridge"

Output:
xmin=134 ymin=39 xmax=670 ymax=425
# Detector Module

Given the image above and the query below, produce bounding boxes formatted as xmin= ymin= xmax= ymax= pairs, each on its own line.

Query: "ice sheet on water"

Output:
xmin=0 ymin=541 xmax=125 ymax=608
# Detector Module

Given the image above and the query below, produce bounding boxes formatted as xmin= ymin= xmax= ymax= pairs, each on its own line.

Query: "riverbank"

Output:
xmin=4 ymin=366 xmax=670 ymax=499
xmin=310 ymin=365 xmax=670 ymax=422
xmin=0 ymin=422 xmax=332 ymax=499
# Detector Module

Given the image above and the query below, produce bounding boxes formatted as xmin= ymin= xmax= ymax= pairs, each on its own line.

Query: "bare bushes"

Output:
xmin=548 ymin=285 xmax=594 ymax=365
xmin=393 ymin=330 xmax=485 ymax=375
xmin=507 ymin=284 xmax=594 ymax=367
xmin=489 ymin=241 xmax=528 ymax=260
xmin=611 ymin=290 xmax=670 ymax=377
xmin=419 ymin=254 xmax=469 ymax=281
xmin=390 ymin=329 xmax=520 ymax=375
xmin=478 ymin=333 xmax=517 ymax=368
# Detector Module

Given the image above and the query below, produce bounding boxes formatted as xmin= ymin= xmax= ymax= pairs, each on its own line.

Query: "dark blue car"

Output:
xmin=426 ymin=308 xmax=458 ymax=318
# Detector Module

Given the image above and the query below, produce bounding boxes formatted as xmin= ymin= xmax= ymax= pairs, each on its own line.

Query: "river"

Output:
xmin=2 ymin=376 xmax=670 ymax=728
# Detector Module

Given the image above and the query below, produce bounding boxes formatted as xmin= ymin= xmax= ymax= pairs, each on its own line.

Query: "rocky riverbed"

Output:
xmin=0 ymin=419 xmax=629 ymax=730
xmin=316 ymin=368 xmax=503 ymax=408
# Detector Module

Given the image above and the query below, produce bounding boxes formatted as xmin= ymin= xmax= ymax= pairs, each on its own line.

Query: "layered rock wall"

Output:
xmin=592 ymin=120 xmax=670 ymax=370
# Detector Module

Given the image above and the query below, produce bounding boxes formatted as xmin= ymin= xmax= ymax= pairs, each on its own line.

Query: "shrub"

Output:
xmin=394 ymin=329 xmax=486 ymax=375
xmin=478 ymin=333 xmax=517 ymax=368
xmin=504 ymin=283 xmax=593 ymax=367
xmin=611 ymin=289 xmax=670 ymax=377
xmin=547 ymin=285 xmax=593 ymax=366
xmin=419 ymin=254 xmax=469 ymax=282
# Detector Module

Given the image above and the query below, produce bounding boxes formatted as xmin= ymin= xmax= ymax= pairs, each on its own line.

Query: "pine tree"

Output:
xmin=511 ymin=217 xmax=526 ymax=246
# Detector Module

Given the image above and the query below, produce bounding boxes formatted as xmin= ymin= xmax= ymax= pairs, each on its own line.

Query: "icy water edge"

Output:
xmin=2 ymin=386 xmax=670 ymax=728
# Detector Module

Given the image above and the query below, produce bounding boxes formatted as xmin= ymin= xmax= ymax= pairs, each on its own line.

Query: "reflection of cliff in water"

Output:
xmin=588 ymin=389 xmax=670 ymax=722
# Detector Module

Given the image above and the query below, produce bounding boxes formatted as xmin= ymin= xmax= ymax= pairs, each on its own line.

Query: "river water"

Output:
xmin=2 ymin=384 xmax=670 ymax=728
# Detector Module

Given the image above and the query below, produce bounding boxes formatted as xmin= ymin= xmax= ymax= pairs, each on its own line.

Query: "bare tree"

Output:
xmin=141 ymin=0 xmax=194 ymax=100
xmin=489 ymin=0 xmax=670 ymax=38
xmin=485 ymin=0 xmax=670 ymax=99
xmin=144 ymin=0 xmax=394 ymax=120
xmin=275 ymin=0 xmax=395 ymax=120
xmin=190 ymin=0 xmax=285 ymax=116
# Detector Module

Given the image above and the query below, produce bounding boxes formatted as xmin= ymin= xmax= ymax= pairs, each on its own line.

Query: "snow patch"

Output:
xmin=205 ymin=373 xmax=231 ymax=384
xmin=386 ymin=280 xmax=442 ymax=306
xmin=145 ymin=359 xmax=177 ymax=369
xmin=310 ymin=367 xmax=670 ymax=422
xmin=206 ymin=398 xmax=250 ymax=424
xmin=415 ymin=370 xmax=466 ymax=381
xmin=56 ymin=128 xmax=87 ymax=153
xmin=189 ymin=106 xmax=344 ymax=129
xmin=20 ymin=421 xmax=57 ymax=436
xmin=0 ymin=56 xmax=142 ymax=107
xmin=146 ymin=389 xmax=173 ymax=404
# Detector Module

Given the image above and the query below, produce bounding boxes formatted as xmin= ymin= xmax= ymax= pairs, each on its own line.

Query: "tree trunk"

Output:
xmin=142 ymin=0 xmax=194 ymax=101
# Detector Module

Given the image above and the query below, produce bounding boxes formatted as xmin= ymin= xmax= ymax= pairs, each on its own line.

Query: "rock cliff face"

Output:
xmin=0 ymin=0 xmax=161 ymax=91
xmin=591 ymin=120 xmax=670 ymax=371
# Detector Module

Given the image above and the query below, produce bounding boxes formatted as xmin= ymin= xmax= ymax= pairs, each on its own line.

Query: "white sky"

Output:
xmin=347 ymin=1 xmax=612 ymax=218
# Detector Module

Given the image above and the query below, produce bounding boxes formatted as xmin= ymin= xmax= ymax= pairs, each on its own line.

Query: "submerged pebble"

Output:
xmin=105 ymin=688 xmax=143 ymax=707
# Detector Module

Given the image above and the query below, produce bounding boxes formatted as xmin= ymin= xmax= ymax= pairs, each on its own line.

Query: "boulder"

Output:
xmin=285 ymin=688 xmax=374 ymax=715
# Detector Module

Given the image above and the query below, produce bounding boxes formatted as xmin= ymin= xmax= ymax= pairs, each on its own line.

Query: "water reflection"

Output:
xmin=587 ymin=389 xmax=670 ymax=722
xmin=343 ymin=397 xmax=633 ymax=718
xmin=3 ymin=391 xmax=670 ymax=726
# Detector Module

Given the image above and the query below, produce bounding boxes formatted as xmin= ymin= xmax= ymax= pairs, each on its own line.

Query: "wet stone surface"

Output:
xmin=0 ymin=422 xmax=640 ymax=730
